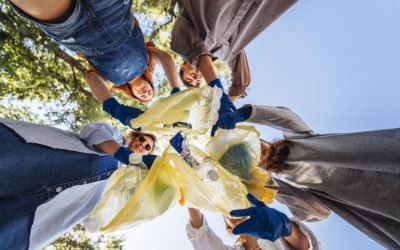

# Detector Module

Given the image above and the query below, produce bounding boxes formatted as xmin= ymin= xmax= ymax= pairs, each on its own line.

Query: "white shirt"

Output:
xmin=186 ymin=217 xmax=320 ymax=250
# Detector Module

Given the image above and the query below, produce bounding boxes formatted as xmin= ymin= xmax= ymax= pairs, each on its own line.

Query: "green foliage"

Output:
xmin=45 ymin=224 xmax=125 ymax=250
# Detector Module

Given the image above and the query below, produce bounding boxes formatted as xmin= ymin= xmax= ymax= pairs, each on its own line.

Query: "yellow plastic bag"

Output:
xmin=130 ymin=86 xmax=222 ymax=135
xmin=207 ymin=125 xmax=277 ymax=204
xmin=86 ymin=144 xmax=257 ymax=233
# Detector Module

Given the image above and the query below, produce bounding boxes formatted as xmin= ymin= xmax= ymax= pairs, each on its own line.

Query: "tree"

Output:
xmin=45 ymin=224 xmax=125 ymax=250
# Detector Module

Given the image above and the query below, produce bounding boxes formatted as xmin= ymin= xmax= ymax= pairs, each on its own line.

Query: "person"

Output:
xmin=171 ymin=0 xmax=297 ymax=100
xmin=0 ymin=118 xmax=157 ymax=249
xmin=186 ymin=194 xmax=320 ymax=250
xmin=212 ymin=104 xmax=400 ymax=249
xmin=9 ymin=0 xmax=180 ymax=123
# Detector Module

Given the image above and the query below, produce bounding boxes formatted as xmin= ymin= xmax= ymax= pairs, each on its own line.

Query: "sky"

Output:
xmin=119 ymin=0 xmax=400 ymax=249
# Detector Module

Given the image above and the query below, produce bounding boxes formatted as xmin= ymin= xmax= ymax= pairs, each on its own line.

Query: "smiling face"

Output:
xmin=129 ymin=77 xmax=154 ymax=102
xmin=180 ymin=62 xmax=203 ymax=87
xmin=127 ymin=133 xmax=155 ymax=155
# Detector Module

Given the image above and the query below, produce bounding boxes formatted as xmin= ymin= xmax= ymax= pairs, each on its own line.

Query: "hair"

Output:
xmin=218 ymin=142 xmax=253 ymax=179
xmin=112 ymin=74 xmax=155 ymax=102
xmin=179 ymin=62 xmax=201 ymax=88
xmin=125 ymin=131 xmax=157 ymax=153
xmin=263 ymin=140 xmax=291 ymax=173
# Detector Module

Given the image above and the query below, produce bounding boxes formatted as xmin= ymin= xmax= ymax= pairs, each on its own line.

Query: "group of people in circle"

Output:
xmin=1 ymin=0 xmax=399 ymax=249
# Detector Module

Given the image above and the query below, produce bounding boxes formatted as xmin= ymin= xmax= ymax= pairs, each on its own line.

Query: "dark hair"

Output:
xmin=125 ymin=131 xmax=156 ymax=153
xmin=263 ymin=140 xmax=291 ymax=173
xmin=179 ymin=62 xmax=201 ymax=88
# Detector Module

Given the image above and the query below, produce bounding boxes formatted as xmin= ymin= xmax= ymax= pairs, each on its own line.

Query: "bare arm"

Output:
xmin=10 ymin=0 xmax=72 ymax=22
xmin=93 ymin=140 xmax=121 ymax=155
xmin=283 ymin=222 xmax=311 ymax=250
xmin=187 ymin=208 xmax=204 ymax=229
xmin=197 ymin=54 xmax=218 ymax=83
xmin=86 ymin=71 xmax=113 ymax=103
xmin=149 ymin=47 xmax=180 ymax=89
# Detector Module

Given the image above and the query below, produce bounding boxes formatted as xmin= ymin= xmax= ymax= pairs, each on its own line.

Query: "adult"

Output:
xmin=213 ymin=104 xmax=400 ymax=249
xmin=186 ymin=194 xmax=320 ymax=250
xmin=171 ymin=0 xmax=297 ymax=100
xmin=9 ymin=0 xmax=180 ymax=123
xmin=0 ymin=118 xmax=157 ymax=249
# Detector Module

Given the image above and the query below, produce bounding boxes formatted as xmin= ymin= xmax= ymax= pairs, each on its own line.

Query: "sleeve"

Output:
xmin=227 ymin=51 xmax=251 ymax=98
xmin=279 ymin=218 xmax=322 ymax=250
xmin=186 ymin=217 xmax=233 ymax=250
xmin=244 ymin=104 xmax=315 ymax=136
xmin=170 ymin=15 xmax=211 ymax=63
xmin=274 ymin=179 xmax=331 ymax=222
xmin=79 ymin=123 xmax=124 ymax=152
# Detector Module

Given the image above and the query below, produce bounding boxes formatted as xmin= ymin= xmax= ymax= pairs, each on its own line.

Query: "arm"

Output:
xmin=227 ymin=51 xmax=251 ymax=101
xmin=186 ymin=208 xmax=232 ymax=250
xmin=79 ymin=123 xmax=156 ymax=167
xmin=283 ymin=222 xmax=311 ymax=250
xmin=86 ymin=71 xmax=113 ymax=103
xmin=281 ymin=218 xmax=321 ymax=250
xmin=275 ymin=179 xmax=331 ymax=222
xmin=187 ymin=208 xmax=204 ymax=229
xmin=86 ymin=71 xmax=144 ymax=127
xmin=148 ymin=47 xmax=180 ymax=89
xmin=244 ymin=105 xmax=315 ymax=136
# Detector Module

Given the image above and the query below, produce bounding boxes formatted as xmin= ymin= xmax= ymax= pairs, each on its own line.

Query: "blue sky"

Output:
xmin=123 ymin=0 xmax=400 ymax=249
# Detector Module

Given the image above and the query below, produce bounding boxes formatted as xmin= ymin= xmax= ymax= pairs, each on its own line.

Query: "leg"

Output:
xmin=10 ymin=0 xmax=73 ymax=22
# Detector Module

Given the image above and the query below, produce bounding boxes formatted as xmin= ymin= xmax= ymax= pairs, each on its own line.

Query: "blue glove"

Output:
xmin=210 ymin=105 xmax=252 ymax=136
xmin=102 ymin=97 xmax=144 ymax=126
xmin=230 ymin=193 xmax=292 ymax=241
xmin=209 ymin=79 xmax=236 ymax=114
xmin=114 ymin=147 xmax=157 ymax=169
xmin=169 ymin=132 xmax=184 ymax=154
xmin=170 ymin=87 xmax=181 ymax=95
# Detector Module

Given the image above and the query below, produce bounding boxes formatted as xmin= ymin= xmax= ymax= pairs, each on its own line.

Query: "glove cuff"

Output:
xmin=102 ymin=97 xmax=119 ymax=113
xmin=235 ymin=106 xmax=252 ymax=122
xmin=209 ymin=78 xmax=223 ymax=90
xmin=170 ymin=87 xmax=180 ymax=95
xmin=114 ymin=146 xmax=132 ymax=165
xmin=280 ymin=213 xmax=293 ymax=237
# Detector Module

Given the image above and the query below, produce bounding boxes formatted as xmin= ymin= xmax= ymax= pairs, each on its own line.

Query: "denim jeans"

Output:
xmin=0 ymin=124 xmax=118 ymax=250
xmin=10 ymin=0 xmax=148 ymax=85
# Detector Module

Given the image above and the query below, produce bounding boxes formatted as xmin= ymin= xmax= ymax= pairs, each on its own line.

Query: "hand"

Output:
xmin=170 ymin=87 xmax=181 ymax=95
xmin=102 ymin=97 xmax=144 ymax=126
xmin=210 ymin=112 xmax=238 ymax=137
xmin=230 ymin=193 xmax=292 ymax=241
xmin=210 ymin=106 xmax=252 ymax=136
xmin=114 ymin=147 xmax=157 ymax=169
xmin=169 ymin=132 xmax=184 ymax=154
xmin=209 ymin=78 xmax=236 ymax=114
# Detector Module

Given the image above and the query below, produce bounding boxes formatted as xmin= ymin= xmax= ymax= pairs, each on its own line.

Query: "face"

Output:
xmin=128 ymin=134 xmax=155 ymax=155
xmin=181 ymin=62 xmax=203 ymax=87
xmin=129 ymin=77 xmax=154 ymax=102
xmin=259 ymin=141 xmax=271 ymax=169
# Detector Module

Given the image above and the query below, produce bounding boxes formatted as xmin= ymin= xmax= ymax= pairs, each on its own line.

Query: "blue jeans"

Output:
xmin=10 ymin=0 xmax=148 ymax=85
xmin=0 ymin=124 xmax=118 ymax=250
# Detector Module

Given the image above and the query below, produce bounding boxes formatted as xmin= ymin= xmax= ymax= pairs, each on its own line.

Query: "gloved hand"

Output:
xmin=170 ymin=87 xmax=181 ymax=95
xmin=102 ymin=97 xmax=144 ymax=126
xmin=210 ymin=105 xmax=252 ymax=136
xmin=169 ymin=132 xmax=184 ymax=154
xmin=230 ymin=193 xmax=292 ymax=241
xmin=209 ymin=78 xmax=236 ymax=114
xmin=114 ymin=146 xmax=157 ymax=169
